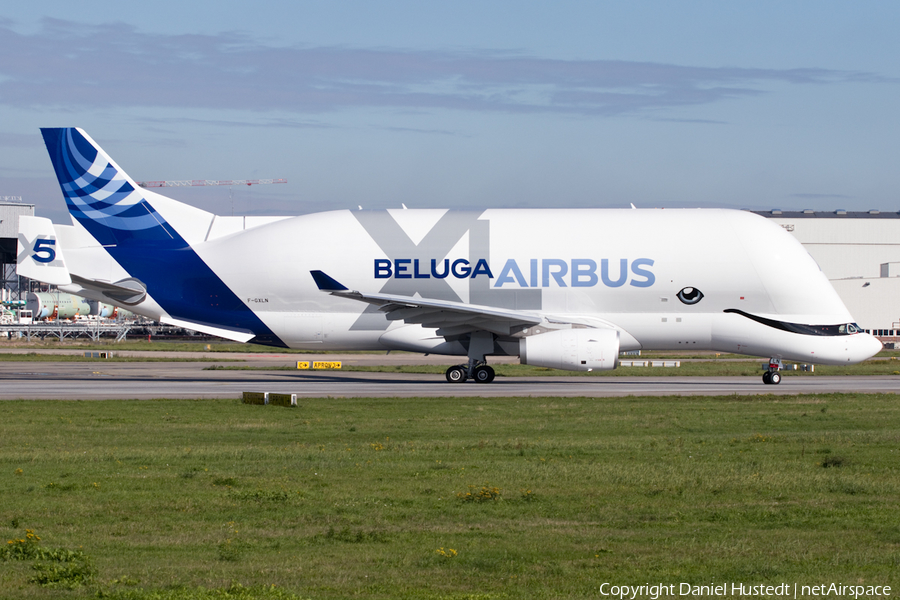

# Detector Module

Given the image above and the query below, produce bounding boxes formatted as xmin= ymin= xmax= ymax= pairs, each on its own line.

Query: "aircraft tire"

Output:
xmin=446 ymin=365 xmax=467 ymax=383
xmin=769 ymin=371 xmax=781 ymax=385
xmin=762 ymin=372 xmax=771 ymax=384
xmin=474 ymin=365 xmax=495 ymax=383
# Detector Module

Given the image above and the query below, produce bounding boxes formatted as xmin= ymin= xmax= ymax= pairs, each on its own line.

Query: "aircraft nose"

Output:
xmin=853 ymin=333 xmax=883 ymax=363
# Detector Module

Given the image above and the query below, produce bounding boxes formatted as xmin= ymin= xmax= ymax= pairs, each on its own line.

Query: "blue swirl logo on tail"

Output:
xmin=41 ymin=128 xmax=173 ymax=244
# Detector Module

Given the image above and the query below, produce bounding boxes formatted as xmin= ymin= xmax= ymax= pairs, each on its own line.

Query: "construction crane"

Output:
xmin=135 ymin=179 xmax=286 ymax=188
xmin=134 ymin=179 xmax=287 ymax=216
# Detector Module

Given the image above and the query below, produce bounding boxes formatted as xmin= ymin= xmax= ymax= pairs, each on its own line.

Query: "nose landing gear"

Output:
xmin=763 ymin=358 xmax=783 ymax=385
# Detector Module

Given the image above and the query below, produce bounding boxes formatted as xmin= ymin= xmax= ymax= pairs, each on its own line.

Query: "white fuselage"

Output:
xmin=150 ymin=207 xmax=877 ymax=365
xmin=41 ymin=206 xmax=882 ymax=365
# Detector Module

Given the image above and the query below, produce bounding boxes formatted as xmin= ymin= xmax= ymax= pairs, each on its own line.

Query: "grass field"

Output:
xmin=0 ymin=394 xmax=898 ymax=599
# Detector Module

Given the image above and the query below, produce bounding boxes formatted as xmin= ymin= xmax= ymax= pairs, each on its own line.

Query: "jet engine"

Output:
xmin=519 ymin=328 xmax=619 ymax=371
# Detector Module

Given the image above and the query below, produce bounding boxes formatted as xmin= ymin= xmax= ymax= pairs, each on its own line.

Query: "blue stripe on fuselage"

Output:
xmin=106 ymin=240 xmax=286 ymax=347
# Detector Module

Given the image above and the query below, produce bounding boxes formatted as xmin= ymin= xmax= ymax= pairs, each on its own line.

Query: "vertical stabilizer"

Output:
xmin=38 ymin=128 xmax=284 ymax=346
xmin=16 ymin=216 xmax=71 ymax=285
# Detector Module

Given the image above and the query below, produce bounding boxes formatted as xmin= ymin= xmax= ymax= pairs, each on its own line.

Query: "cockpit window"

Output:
xmin=812 ymin=322 xmax=862 ymax=336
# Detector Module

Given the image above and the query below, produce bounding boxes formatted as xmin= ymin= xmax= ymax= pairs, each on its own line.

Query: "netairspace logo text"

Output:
xmin=598 ymin=582 xmax=892 ymax=599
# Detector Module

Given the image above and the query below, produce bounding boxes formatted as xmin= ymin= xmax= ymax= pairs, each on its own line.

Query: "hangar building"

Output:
xmin=1 ymin=199 xmax=35 ymax=302
xmin=755 ymin=210 xmax=900 ymax=340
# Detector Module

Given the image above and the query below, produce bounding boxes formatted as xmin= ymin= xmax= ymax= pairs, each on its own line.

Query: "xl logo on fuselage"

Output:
xmin=353 ymin=210 xmax=542 ymax=330
xmin=351 ymin=210 xmax=654 ymax=330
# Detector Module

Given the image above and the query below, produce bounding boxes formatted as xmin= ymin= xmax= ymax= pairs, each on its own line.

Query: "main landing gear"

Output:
xmin=445 ymin=359 xmax=495 ymax=383
xmin=446 ymin=331 xmax=497 ymax=383
xmin=762 ymin=358 xmax=783 ymax=385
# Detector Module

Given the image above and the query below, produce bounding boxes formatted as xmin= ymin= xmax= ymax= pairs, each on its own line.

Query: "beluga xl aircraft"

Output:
xmin=18 ymin=128 xmax=882 ymax=384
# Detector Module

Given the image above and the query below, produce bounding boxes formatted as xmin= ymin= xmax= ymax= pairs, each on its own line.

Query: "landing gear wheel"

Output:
xmin=446 ymin=365 xmax=467 ymax=383
xmin=473 ymin=365 xmax=495 ymax=383
xmin=763 ymin=358 xmax=783 ymax=385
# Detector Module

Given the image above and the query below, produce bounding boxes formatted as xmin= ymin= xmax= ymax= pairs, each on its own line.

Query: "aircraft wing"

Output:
xmin=310 ymin=270 xmax=542 ymax=336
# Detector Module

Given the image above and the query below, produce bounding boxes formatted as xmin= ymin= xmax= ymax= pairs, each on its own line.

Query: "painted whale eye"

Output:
xmin=677 ymin=287 xmax=703 ymax=305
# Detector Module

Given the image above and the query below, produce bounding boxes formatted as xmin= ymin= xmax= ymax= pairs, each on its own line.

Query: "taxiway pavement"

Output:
xmin=1 ymin=358 xmax=898 ymax=399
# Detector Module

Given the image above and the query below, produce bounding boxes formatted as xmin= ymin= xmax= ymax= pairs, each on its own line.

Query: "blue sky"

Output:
xmin=1 ymin=2 xmax=898 ymax=223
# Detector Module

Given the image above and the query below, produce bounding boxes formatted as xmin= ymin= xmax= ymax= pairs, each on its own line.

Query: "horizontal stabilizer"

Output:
xmin=69 ymin=275 xmax=148 ymax=306
xmin=160 ymin=317 xmax=257 ymax=343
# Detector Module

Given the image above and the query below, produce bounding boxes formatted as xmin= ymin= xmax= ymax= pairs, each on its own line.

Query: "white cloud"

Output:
xmin=0 ymin=19 xmax=886 ymax=117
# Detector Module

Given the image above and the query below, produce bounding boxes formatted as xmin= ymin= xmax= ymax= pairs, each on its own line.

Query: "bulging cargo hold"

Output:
xmin=18 ymin=128 xmax=882 ymax=385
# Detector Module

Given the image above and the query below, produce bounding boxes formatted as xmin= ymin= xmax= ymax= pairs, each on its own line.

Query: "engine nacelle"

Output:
xmin=519 ymin=328 xmax=619 ymax=371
